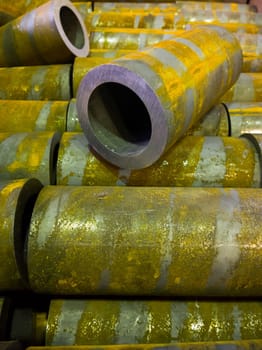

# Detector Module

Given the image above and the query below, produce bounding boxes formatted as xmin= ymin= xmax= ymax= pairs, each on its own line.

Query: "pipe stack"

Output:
xmin=0 ymin=1 xmax=262 ymax=350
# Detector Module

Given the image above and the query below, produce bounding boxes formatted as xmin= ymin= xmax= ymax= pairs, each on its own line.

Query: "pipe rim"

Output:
xmin=53 ymin=0 xmax=89 ymax=58
xmin=76 ymin=64 xmax=169 ymax=169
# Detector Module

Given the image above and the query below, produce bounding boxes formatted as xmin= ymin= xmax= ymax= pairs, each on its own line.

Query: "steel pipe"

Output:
xmin=77 ymin=26 xmax=242 ymax=169
xmin=0 ymin=100 xmax=69 ymax=133
xmin=57 ymin=133 xmax=261 ymax=187
xmin=0 ymin=64 xmax=71 ymax=101
xmin=25 ymin=341 xmax=262 ymax=350
xmin=242 ymin=57 xmax=262 ymax=72
xmin=46 ymin=299 xmax=262 ymax=345
xmin=27 ymin=186 xmax=262 ymax=296
xmin=0 ymin=179 xmax=42 ymax=291
xmin=221 ymin=73 xmax=262 ymax=102
xmin=0 ymin=132 xmax=60 ymax=185
xmin=67 ymin=99 xmax=82 ymax=132
xmin=0 ymin=0 xmax=89 ymax=67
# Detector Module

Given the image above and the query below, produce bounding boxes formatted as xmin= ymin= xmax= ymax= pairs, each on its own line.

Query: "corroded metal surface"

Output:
xmin=28 ymin=186 xmax=262 ymax=296
xmin=0 ymin=179 xmax=42 ymax=291
xmin=46 ymin=299 xmax=262 ymax=345
xmin=0 ymin=100 xmax=68 ymax=132
xmin=226 ymin=102 xmax=262 ymax=136
xmin=57 ymin=133 xmax=260 ymax=187
xmin=0 ymin=64 xmax=71 ymax=101
xmin=0 ymin=0 xmax=89 ymax=67
xmin=67 ymin=99 xmax=82 ymax=132
xmin=221 ymin=73 xmax=262 ymax=102
xmin=77 ymin=26 xmax=242 ymax=169
xmin=0 ymin=132 xmax=60 ymax=185
xmin=242 ymin=57 xmax=262 ymax=72
xmin=26 ymin=340 xmax=262 ymax=350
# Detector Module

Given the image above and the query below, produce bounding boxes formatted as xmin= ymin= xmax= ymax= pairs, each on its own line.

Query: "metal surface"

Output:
xmin=46 ymin=299 xmax=262 ymax=345
xmin=0 ymin=179 xmax=42 ymax=291
xmin=25 ymin=340 xmax=262 ymax=350
xmin=242 ymin=57 xmax=262 ymax=72
xmin=226 ymin=102 xmax=262 ymax=136
xmin=221 ymin=73 xmax=262 ymax=102
xmin=0 ymin=64 xmax=71 ymax=101
xmin=67 ymin=99 xmax=82 ymax=132
xmin=77 ymin=26 xmax=242 ymax=169
xmin=73 ymin=57 xmax=113 ymax=97
xmin=0 ymin=100 xmax=68 ymax=132
xmin=0 ymin=132 xmax=60 ymax=185
xmin=28 ymin=186 xmax=262 ymax=296
xmin=0 ymin=342 xmax=24 ymax=350
xmin=57 ymin=133 xmax=261 ymax=187
xmin=0 ymin=0 xmax=89 ymax=67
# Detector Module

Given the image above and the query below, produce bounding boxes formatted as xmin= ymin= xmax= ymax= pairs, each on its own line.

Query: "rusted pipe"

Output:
xmin=77 ymin=26 xmax=242 ymax=169
xmin=0 ymin=179 xmax=42 ymax=291
xmin=0 ymin=64 xmax=71 ymax=100
xmin=27 ymin=186 xmax=262 ymax=296
xmin=46 ymin=299 xmax=262 ymax=345
xmin=57 ymin=133 xmax=261 ymax=187
xmin=0 ymin=132 xmax=60 ymax=185
xmin=0 ymin=0 xmax=89 ymax=67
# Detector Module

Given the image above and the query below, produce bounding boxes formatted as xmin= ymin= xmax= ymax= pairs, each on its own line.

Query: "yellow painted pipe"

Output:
xmin=26 ymin=340 xmax=262 ymax=350
xmin=0 ymin=132 xmax=60 ymax=185
xmin=0 ymin=0 xmax=89 ymax=67
xmin=0 ymin=179 xmax=42 ymax=291
xmin=27 ymin=185 xmax=262 ymax=296
xmin=0 ymin=100 xmax=68 ymax=132
xmin=46 ymin=299 xmax=262 ymax=345
xmin=67 ymin=99 xmax=82 ymax=132
xmin=77 ymin=26 xmax=242 ymax=169
xmin=57 ymin=133 xmax=261 ymax=188
xmin=0 ymin=64 xmax=71 ymax=101
xmin=221 ymin=73 xmax=262 ymax=102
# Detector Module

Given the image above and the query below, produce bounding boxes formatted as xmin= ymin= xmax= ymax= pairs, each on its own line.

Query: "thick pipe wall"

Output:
xmin=27 ymin=186 xmax=262 ymax=296
xmin=0 ymin=179 xmax=42 ymax=291
xmin=0 ymin=132 xmax=60 ymax=185
xmin=0 ymin=64 xmax=71 ymax=101
xmin=46 ymin=299 xmax=262 ymax=345
xmin=57 ymin=133 xmax=261 ymax=187
xmin=0 ymin=0 xmax=89 ymax=67
xmin=77 ymin=26 xmax=242 ymax=169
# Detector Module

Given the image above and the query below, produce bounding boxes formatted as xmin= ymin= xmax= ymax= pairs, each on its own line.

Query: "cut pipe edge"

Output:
xmin=52 ymin=0 xmax=89 ymax=58
xmin=76 ymin=63 xmax=168 ymax=169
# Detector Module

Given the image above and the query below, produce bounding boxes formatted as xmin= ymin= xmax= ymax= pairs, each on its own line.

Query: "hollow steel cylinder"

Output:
xmin=0 ymin=179 xmax=42 ymax=291
xmin=189 ymin=104 xmax=229 ymax=136
xmin=25 ymin=340 xmax=262 ymax=350
xmin=0 ymin=0 xmax=89 ymax=67
xmin=221 ymin=73 xmax=262 ymax=102
xmin=0 ymin=132 xmax=60 ymax=185
xmin=0 ymin=100 xmax=69 ymax=133
xmin=235 ymin=33 xmax=262 ymax=57
xmin=46 ymin=299 xmax=262 ymax=345
xmin=226 ymin=102 xmax=262 ymax=136
xmin=77 ymin=26 xmax=242 ymax=169
xmin=242 ymin=57 xmax=262 ymax=72
xmin=0 ymin=64 xmax=71 ymax=101
xmin=56 ymin=133 xmax=261 ymax=187
xmin=73 ymin=57 xmax=113 ymax=97
xmin=27 ymin=186 xmax=262 ymax=296
xmin=67 ymin=99 xmax=82 ymax=132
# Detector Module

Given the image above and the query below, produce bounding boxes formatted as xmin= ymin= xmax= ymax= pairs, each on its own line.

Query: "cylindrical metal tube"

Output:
xmin=0 ymin=179 xmax=42 ymax=291
xmin=25 ymin=341 xmax=262 ymax=350
xmin=46 ymin=299 xmax=262 ymax=345
xmin=0 ymin=64 xmax=71 ymax=101
xmin=73 ymin=57 xmax=113 ymax=97
xmin=221 ymin=73 xmax=262 ymax=102
xmin=0 ymin=100 xmax=69 ymax=133
xmin=66 ymin=99 xmax=82 ymax=132
xmin=0 ymin=0 xmax=89 ymax=67
xmin=242 ymin=57 xmax=262 ymax=72
xmin=226 ymin=102 xmax=262 ymax=136
xmin=57 ymin=133 xmax=261 ymax=187
xmin=27 ymin=186 xmax=262 ymax=296
xmin=77 ymin=26 xmax=242 ymax=169
xmin=0 ymin=132 xmax=60 ymax=185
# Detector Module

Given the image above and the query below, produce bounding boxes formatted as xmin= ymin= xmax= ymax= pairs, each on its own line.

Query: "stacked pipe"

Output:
xmin=1 ymin=1 xmax=262 ymax=349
